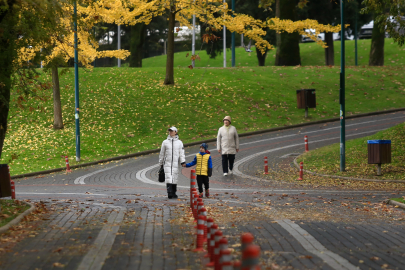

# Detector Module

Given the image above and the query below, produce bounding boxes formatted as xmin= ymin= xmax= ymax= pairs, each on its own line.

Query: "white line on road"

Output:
xmin=77 ymin=205 xmax=126 ymax=270
xmin=74 ymin=167 xmax=114 ymax=184
xmin=17 ymin=192 xmax=109 ymax=196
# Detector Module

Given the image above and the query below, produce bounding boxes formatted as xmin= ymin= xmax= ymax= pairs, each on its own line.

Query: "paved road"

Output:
xmin=1 ymin=112 xmax=405 ymax=269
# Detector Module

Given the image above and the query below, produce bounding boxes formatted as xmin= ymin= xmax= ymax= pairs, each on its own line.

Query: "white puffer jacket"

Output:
xmin=159 ymin=135 xmax=186 ymax=184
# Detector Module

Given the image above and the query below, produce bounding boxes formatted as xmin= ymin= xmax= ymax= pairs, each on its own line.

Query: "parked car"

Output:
xmin=359 ymin=21 xmax=373 ymax=39
xmin=301 ymin=29 xmax=324 ymax=43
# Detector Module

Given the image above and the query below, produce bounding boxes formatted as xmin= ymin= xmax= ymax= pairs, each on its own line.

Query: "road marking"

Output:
xmin=277 ymin=219 xmax=358 ymax=270
xmin=17 ymin=192 xmax=109 ymax=196
xmin=77 ymin=205 xmax=126 ymax=270
xmin=74 ymin=167 xmax=113 ymax=184
xmin=222 ymin=199 xmax=358 ymax=270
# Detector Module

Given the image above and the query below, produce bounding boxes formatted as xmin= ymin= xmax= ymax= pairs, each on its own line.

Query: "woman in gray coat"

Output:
xmin=159 ymin=126 xmax=186 ymax=198
xmin=217 ymin=116 xmax=239 ymax=176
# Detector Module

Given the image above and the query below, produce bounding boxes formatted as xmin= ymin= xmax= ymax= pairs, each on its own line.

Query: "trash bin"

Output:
xmin=296 ymin=89 xmax=316 ymax=118
xmin=0 ymin=164 xmax=12 ymax=198
xmin=367 ymin=140 xmax=391 ymax=175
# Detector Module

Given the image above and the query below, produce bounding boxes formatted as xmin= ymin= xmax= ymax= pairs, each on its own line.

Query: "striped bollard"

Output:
xmin=304 ymin=135 xmax=309 ymax=152
xmin=234 ymin=261 xmax=241 ymax=270
xmin=10 ymin=180 xmax=15 ymax=200
xmin=297 ymin=162 xmax=303 ymax=181
xmin=197 ymin=199 xmax=204 ymax=217
xmin=220 ymin=249 xmax=233 ymax=270
xmin=193 ymin=215 xmax=206 ymax=252
xmin=216 ymin=237 xmax=228 ymax=270
xmin=190 ymin=188 xmax=197 ymax=209
xmin=200 ymin=207 xmax=208 ymax=241
xmin=193 ymin=193 xmax=199 ymax=219
xmin=213 ymin=230 xmax=223 ymax=269
xmin=241 ymin=244 xmax=261 ymax=270
xmin=264 ymin=156 xmax=269 ymax=175
xmin=190 ymin=169 xmax=196 ymax=207
xmin=206 ymin=224 xmax=218 ymax=266
xmin=65 ymin=156 xmax=72 ymax=172
xmin=205 ymin=218 xmax=214 ymax=257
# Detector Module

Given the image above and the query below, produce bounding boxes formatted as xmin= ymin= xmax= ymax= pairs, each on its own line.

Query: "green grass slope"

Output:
xmin=2 ymin=64 xmax=405 ymax=175
xmin=143 ymin=39 xmax=405 ymax=68
xmin=297 ymin=122 xmax=405 ymax=180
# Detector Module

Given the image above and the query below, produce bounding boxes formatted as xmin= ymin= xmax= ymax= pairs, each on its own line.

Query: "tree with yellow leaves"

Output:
xmin=17 ymin=0 xmax=130 ymax=130
xmin=93 ymin=0 xmax=340 ymax=84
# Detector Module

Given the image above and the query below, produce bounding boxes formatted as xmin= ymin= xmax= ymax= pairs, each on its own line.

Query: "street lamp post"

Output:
xmin=118 ymin=24 xmax=121 ymax=67
xmin=223 ymin=0 xmax=226 ymax=68
xmin=340 ymin=0 xmax=346 ymax=171
xmin=231 ymin=0 xmax=235 ymax=67
xmin=355 ymin=13 xmax=358 ymax=66
xmin=74 ymin=0 xmax=80 ymax=162
xmin=192 ymin=8 xmax=196 ymax=68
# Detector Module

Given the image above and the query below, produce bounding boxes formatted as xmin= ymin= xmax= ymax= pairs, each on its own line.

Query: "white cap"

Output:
xmin=168 ymin=126 xmax=178 ymax=132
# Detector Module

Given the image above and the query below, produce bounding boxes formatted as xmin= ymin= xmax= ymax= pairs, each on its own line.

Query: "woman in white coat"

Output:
xmin=217 ymin=116 xmax=239 ymax=176
xmin=159 ymin=126 xmax=186 ymax=199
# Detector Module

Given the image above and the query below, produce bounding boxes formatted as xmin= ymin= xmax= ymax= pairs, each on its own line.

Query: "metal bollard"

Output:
xmin=193 ymin=215 xmax=206 ymax=252
xmin=264 ymin=156 xmax=269 ymax=175
xmin=241 ymin=244 xmax=261 ymax=270
xmin=206 ymin=224 xmax=218 ymax=266
xmin=65 ymin=156 xmax=72 ymax=172
xmin=304 ymin=135 xmax=309 ymax=152
xmin=298 ymin=162 xmax=303 ymax=181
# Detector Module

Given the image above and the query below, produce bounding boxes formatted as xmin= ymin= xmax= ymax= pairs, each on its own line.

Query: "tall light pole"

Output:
xmin=223 ymin=0 xmax=226 ymax=68
xmin=355 ymin=12 xmax=358 ymax=66
xmin=74 ymin=0 xmax=80 ymax=161
xmin=231 ymin=0 xmax=235 ymax=67
xmin=192 ymin=4 xmax=196 ymax=68
xmin=340 ymin=0 xmax=346 ymax=171
xmin=117 ymin=24 xmax=121 ymax=67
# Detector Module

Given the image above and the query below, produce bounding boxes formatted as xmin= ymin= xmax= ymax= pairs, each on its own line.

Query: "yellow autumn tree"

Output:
xmin=17 ymin=0 xmax=130 ymax=129
xmin=89 ymin=0 xmax=341 ymax=85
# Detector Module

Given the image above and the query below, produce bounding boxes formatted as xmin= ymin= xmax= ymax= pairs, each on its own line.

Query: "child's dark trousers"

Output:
xmin=197 ymin=175 xmax=209 ymax=193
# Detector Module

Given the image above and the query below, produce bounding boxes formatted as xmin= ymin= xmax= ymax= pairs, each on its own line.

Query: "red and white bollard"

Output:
xmin=304 ymin=135 xmax=309 ymax=152
xmin=197 ymin=199 xmax=204 ymax=217
xmin=10 ymin=180 xmax=15 ymax=199
xmin=216 ymin=237 xmax=229 ymax=270
xmin=190 ymin=187 xmax=197 ymax=209
xmin=220 ymin=249 xmax=233 ymax=270
xmin=193 ymin=193 xmax=199 ymax=220
xmin=264 ymin=156 xmax=269 ymax=175
xmin=297 ymin=162 xmax=304 ymax=181
xmin=200 ymin=207 xmax=208 ymax=241
xmin=65 ymin=156 xmax=72 ymax=172
xmin=190 ymin=169 xmax=196 ymax=207
xmin=241 ymin=232 xmax=254 ymax=251
xmin=205 ymin=218 xmax=214 ymax=257
xmin=193 ymin=215 xmax=206 ymax=252
xmin=241 ymin=244 xmax=261 ymax=270
xmin=213 ymin=230 xmax=223 ymax=269
xmin=206 ymin=223 xmax=218 ymax=266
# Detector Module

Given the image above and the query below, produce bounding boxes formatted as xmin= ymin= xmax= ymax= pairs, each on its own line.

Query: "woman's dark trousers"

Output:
xmin=221 ymin=154 xmax=235 ymax=173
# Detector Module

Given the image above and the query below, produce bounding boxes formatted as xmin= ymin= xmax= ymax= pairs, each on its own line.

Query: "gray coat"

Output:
xmin=217 ymin=125 xmax=239 ymax=155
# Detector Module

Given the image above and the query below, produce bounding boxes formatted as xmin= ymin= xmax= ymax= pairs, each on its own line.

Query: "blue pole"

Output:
xmin=231 ymin=0 xmax=235 ymax=67
xmin=340 ymin=0 xmax=345 ymax=171
xmin=74 ymin=0 xmax=80 ymax=161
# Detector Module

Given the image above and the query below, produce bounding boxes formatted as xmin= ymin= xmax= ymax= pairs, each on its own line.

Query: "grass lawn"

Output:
xmin=0 ymin=200 xmax=30 ymax=227
xmin=297 ymin=122 xmax=405 ymax=180
xmin=142 ymin=38 xmax=405 ymax=68
xmin=391 ymin=198 xmax=405 ymax=204
xmin=2 ymin=43 xmax=405 ymax=176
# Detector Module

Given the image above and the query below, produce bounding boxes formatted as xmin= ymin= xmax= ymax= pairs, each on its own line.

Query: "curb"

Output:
xmin=293 ymin=156 xmax=405 ymax=183
xmin=10 ymin=107 xmax=405 ymax=180
xmin=388 ymin=200 xmax=405 ymax=210
xmin=0 ymin=201 xmax=36 ymax=234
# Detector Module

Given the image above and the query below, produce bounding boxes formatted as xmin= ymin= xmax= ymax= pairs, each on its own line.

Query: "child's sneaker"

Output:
xmin=205 ymin=190 xmax=209 ymax=198
xmin=199 ymin=192 xmax=204 ymax=198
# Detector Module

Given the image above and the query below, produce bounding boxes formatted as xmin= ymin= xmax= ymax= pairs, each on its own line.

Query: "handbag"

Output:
xmin=158 ymin=166 xmax=165 ymax=182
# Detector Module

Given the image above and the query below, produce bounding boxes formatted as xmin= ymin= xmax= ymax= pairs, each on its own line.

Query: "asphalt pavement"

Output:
xmin=1 ymin=111 xmax=405 ymax=270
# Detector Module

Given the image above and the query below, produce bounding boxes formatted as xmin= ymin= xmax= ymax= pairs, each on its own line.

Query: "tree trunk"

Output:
xmin=52 ymin=65 xmax=63 ymax=129
xmin=164 ymin=9 xmax=176 ymax=85
xmin=256 ymin=47 xmax=268 ymax=66
xmin=369 ymin=18 xmax=385 ymax=66
xmin=0 ymin=8 xmax=15 ymax=159
xmin=129 ymin=23 xmax=146 ymax=67
xmin=324 ymin=32 xmax=334 ymax=66
xmin=275 ymin=0 xmax=301 ymax=66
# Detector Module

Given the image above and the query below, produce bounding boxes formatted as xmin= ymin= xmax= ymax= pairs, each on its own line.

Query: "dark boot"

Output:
xmin=172 ymin=184 xmax=178 ymax=199
xmin=166 ymin=184 xmax=173 ymax=199
xmin=205 ymin=189 xmax=209 ymax=198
